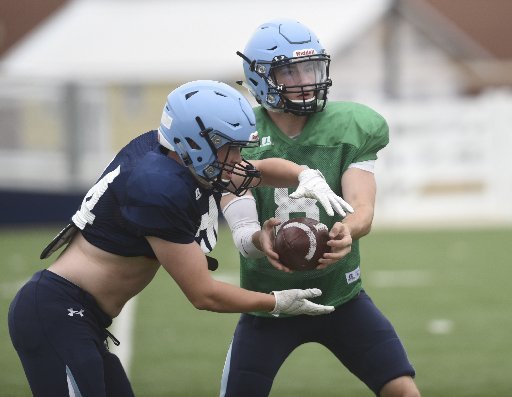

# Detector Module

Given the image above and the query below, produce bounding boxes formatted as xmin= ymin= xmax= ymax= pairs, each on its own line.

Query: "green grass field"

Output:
xmin=1 ymin=225 xmax=511 ymax=396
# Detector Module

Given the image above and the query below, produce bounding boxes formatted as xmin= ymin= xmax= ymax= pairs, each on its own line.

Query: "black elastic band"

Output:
xmin=105 ymin=329 xmax=120 ymax=346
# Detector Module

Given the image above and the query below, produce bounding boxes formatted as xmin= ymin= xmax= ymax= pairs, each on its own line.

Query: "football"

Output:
xmin=274 ymin=217 xmax=330 ymax=271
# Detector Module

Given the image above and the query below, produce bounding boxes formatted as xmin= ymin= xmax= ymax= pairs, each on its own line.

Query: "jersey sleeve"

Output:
xmin=120 ymin=169 xmax=198 ymax=244
xmin=348 ymin=103 xmax=389 ymax=163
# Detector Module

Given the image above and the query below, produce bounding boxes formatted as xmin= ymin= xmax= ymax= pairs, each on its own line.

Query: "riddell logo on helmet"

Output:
xmin=293 ymin=49 xmax=316 ymax=57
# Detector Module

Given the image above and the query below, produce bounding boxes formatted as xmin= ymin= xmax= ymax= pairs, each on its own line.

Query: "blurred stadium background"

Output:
xmin=1 ymin=0 xmax=511 ymax=396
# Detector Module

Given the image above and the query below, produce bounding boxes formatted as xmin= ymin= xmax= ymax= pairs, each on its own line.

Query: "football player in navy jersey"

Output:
xmin=7 ymin=80 xmax=353 ymax=397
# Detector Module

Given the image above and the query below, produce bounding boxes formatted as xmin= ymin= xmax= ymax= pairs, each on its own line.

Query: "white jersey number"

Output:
xmin=72 ymin=166 xmax=120 ymax=229
xmin=195 ymin=195 xmax=219 ymax=253
xmin=274 ymin=187 xmax=319 ymax=223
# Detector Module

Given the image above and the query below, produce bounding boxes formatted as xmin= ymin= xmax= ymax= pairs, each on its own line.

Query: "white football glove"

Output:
xmin=289 ymin=169 xmax=354 ymax=217
xmin=270 ymin=288 xmax=335 ymax=316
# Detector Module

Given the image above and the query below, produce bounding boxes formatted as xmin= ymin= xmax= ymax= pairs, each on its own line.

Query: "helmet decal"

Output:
xmin=293 ymin=49 xmax=317 ymax=57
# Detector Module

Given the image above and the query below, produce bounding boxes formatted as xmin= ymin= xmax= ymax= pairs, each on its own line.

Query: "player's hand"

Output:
xmin=257 ymin=218 xmax=293 ymax=273
xmin=270 ymin=288 xmax=334 ymax=316
xmin=316 ymin=222 xmax=353 ymax=269
xmin=289 ymin=169 xmax=354 ymax=217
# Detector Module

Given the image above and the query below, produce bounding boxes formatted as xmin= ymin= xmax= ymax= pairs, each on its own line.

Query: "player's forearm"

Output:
xmin=340 ymin=168 xmax=377 ymax=239
xmin=253 ymin=159 xmax=304 ymax=187
xmin=192 ymin=280 xmax=275 ymax=313
xmin=251 ymin=230 xmax=264 ymax=251
xmin=341 ymin=203 xmax=374 ymax=240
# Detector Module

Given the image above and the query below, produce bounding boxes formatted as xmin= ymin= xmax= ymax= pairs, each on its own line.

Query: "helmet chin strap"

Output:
xmin=187 ymin=163 xmax=234 ymax=193
xmin=186 ymin=164 xmax=214 ymax=190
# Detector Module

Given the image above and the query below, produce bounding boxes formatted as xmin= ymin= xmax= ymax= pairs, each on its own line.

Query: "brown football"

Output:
xmin=274 ymin=217 xmax=330 ymax=271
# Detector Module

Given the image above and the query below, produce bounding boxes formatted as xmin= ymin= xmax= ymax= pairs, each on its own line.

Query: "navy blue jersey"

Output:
xmin=70 ymin=131 xmax=220 ymax=257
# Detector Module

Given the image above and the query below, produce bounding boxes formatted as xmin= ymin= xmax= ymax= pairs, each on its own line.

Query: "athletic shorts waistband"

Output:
xmin=33 ymin=269 xmax=113 ymax=328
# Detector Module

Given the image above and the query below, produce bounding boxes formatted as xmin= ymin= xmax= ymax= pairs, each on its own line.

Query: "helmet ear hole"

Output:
xmin=185 ymin=137 xmax=201 ymax=150
xmin=185 ymin=90 xmax=199 ymax=100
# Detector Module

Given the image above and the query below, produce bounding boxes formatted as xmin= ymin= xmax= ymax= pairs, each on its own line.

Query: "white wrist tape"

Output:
xmin=222 ymin=196 xmax=265 ymax=258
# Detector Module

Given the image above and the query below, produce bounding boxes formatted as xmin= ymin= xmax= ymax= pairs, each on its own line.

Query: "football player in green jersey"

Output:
xmin=219 ymin=19 xmax=421 ymax=397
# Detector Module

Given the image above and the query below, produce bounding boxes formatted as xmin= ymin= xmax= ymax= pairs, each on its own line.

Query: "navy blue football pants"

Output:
xmin=8 ymin=270 xmax=134 ymax=397
xmin=220 ymin=290 xmax=415 ymax=396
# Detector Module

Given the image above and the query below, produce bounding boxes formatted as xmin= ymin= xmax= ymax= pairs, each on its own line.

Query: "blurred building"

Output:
xmin=0 ymin=0 xmax=511 ymax=225
xmin=0 ymin=0 xmax=68 ymax=57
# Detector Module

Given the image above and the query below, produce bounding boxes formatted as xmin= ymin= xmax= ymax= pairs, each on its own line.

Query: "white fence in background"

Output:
xmin=374 ymin=90 xmax=512 ymax=227
xmin=0 ymin=80 xmax=111 ymax=191
xmin=0 ymin=79 xmax=510 ymax=227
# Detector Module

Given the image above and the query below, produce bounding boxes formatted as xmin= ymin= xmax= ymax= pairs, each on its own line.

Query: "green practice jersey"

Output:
xmin=241 ymin=101 xmax=389 ymax=317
